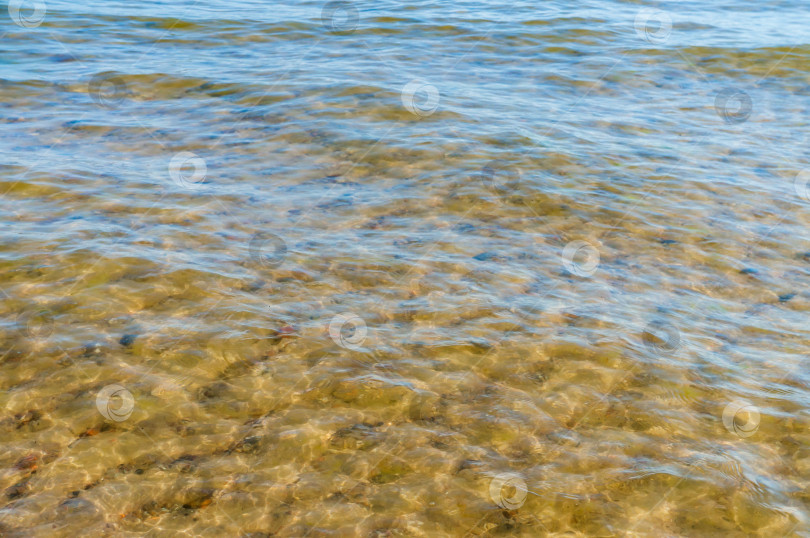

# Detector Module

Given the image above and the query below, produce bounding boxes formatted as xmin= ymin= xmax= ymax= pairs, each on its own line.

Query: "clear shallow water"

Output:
xmin=1 ymin=0 xmax=809 ymax=535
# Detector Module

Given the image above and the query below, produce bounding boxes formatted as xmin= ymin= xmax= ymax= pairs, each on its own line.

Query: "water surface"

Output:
xmin=1 ymin=0 xmax=809 ymax=535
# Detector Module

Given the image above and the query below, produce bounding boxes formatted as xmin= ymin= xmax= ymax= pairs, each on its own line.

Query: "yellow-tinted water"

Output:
xmin=1 ymin=0 xmax=809 ymax=535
